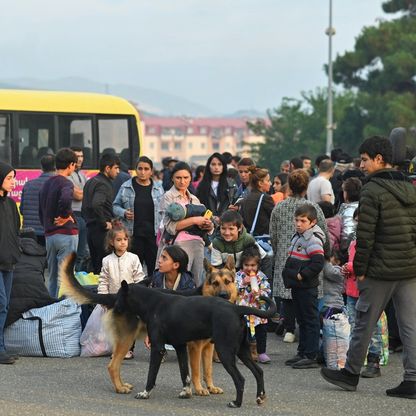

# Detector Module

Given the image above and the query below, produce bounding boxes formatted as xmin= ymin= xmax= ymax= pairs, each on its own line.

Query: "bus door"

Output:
xmin=0 ymin=113 xmax=12 ymax=163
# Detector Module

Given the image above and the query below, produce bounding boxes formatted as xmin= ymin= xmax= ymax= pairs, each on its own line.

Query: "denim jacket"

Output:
xmin=113 ymin=178 xmax=164 ymax=235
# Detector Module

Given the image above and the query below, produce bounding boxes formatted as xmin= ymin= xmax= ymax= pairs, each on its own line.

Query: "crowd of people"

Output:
xmin=0 ymin=136 xmax=415 ymax=399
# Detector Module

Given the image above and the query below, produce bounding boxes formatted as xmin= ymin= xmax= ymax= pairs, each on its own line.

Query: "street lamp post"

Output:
xmin=326 ymin=0 xmax=335 ymax=155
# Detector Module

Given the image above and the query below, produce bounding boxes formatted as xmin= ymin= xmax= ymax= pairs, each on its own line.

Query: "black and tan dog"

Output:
xmin=60 ymin=253 xmax=276 ymax=408
xmin=187 ymin=257 xmax=238 ymax=396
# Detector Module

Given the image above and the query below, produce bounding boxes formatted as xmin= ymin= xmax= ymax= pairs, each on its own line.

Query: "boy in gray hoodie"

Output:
xmin=282 ymin=204 xmax=325 ymax=369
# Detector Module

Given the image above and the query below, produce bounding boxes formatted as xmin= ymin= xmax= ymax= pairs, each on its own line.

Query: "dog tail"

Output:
xmin=236 ymin=296 xmax=277 ymax=319
xmin=60 ymin=253 xmax=117 ymax=308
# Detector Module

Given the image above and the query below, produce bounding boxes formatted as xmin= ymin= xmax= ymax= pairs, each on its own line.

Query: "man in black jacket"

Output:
xmin=321 ymin=136 xmax=416 ymax=400
xmin=82 ymin=153 xmax=120 ymax=273
xmin=0 ymin=162 xmax=21 ymax=365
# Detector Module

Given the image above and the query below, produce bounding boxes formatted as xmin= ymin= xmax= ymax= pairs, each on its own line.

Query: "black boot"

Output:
xmin=361 ymin=353 xmax=381 ymax=378
xmin=320 ymin=367 xmax=359 ymax=391
xmin=386 ymin=381 xmax=416 ymax=399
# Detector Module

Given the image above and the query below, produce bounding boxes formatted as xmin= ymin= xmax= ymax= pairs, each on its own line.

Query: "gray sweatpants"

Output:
xmin=175 ymin=239 xmax=205 ymax=286
xmin=346 ymin=277 xmax=416 ymax=381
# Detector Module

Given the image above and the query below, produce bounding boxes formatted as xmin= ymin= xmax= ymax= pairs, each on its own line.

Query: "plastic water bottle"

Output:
xmin=249 ymin=272 xmax=259 ymax=293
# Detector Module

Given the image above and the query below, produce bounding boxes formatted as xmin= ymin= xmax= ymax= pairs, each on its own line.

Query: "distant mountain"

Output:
xmin=0 ymin=77 xmax=215 ymax=117
xmin=225 ymin=109 xmax=266 ymax=119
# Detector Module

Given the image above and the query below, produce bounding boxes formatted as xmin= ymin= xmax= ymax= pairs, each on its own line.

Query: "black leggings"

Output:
xmin=248 ymin=323 xmax=268 ymax=354
xmin=281 ymin=298 xmax=296 ymax=333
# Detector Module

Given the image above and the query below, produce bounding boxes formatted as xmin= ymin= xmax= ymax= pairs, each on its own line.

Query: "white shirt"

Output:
xmin=211 ymin=180 xmax=219 ymax=196
xmin=307 ymin=175 xmax=335 ymax=204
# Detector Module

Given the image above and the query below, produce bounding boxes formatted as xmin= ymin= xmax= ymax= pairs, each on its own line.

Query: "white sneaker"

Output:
xmin=165 ymin=344 xmax=175 ymax=351
xmin=283 ymin=332 xmax=296 ymax=343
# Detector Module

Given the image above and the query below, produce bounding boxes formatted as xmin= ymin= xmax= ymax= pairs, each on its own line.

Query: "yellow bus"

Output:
xmin=0 ymin=89 xmax=142 ymax=202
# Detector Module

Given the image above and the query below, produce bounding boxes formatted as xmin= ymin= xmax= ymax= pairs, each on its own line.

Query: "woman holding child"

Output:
xmin=159 ymin=162 xmax=214 ymax=285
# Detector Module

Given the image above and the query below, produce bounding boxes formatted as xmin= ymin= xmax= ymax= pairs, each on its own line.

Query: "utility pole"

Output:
xmin=325 ymin=0 xmax=335 ymax=155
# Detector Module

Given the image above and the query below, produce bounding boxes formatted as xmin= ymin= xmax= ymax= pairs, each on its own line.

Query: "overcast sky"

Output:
xmin=1 ymin=0 xmax=389 ymax=113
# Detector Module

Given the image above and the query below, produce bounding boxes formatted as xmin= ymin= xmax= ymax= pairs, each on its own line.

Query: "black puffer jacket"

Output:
xmin=353 ymin=169 xmax=416 ymax=280
xmin=0 ymin=162 xmax=21 ymax=271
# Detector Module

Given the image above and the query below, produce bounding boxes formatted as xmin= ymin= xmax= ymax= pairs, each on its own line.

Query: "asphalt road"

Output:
xmin=0 ymin=333 xmax=413 ymax=416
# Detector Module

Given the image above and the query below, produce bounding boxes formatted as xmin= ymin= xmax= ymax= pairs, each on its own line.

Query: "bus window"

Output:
xmin=58 ymin=115 xmax=93 ymax=167
xmin=98 ymin=118 xmax=129 ymax=157
xmin=18 ymin=113 xmax=55 ymax=167
xmin=0 ymin=114 xmax=11 ymax=163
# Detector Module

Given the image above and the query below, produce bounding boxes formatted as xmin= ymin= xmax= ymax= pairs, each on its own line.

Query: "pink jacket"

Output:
xmin=326 ymin=216 xmax=342 ymax=251
xmin=344 ymin=240 xmax=359 ymax=298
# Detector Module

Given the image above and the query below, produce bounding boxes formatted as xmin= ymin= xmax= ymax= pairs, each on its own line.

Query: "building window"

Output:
xmin=161 ymin=142 xmax=169 ymax=150
xmin=213 ymin=142 xmax=220 ymax=151
xmin=201 ymin=143 xmax=206 ymax=149
xmin=188 ymin=142 xmax=193 ymax=149
xmin=200 ymin=127 xmax=207 ymax=135
xmin=148 ymin=127 xmax=156 ymax=134
xmin=150 ymin=143 xmax=155 ymax=149
xmin=187 ymin=127 xmax=194 ymax=134
xmin=174 ymin=142 xmax=181 ymax=150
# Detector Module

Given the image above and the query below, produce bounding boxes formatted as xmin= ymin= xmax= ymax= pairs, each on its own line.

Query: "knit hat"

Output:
xmin=166 ymin=202 xmax=187 ymax=221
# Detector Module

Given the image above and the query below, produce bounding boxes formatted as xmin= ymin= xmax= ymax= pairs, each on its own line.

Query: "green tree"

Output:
xmin=250 ymin=1 xmax=416 ymax=166
xmin=249 ymin=89 xmax=360 ymax=172
xmin=332 ymin=1 xmax=416 ymax=135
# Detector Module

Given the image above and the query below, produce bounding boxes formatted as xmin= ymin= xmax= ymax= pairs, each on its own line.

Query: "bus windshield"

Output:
xmin=0 ymin=89 xmax=142 ymax=202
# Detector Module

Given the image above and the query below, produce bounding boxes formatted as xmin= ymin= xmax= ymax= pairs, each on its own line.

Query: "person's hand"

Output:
xmin=357 ymin=275 xmax=365 ymax=281
xmin=242 ymin=275 xmax=251 ymax=285
xmin=341 ymin=264 xmax=349 ymax=276
xmin=194 ymin=217 xmax=212 ymax=230
xmin=228 ymin=204 xmax=239 ymax=211
xmin=124 ymin=208 xmax=134 ymax=220
xmin=297 ymin=273 xmax=303 ymax=281
xmin=144 ymin=335 xmax=151 ymax=350
xmin=200 ymin=219 xmax=214 ymax=231
xmin=54 ymin=216 xmax=75 ymax=226
xmin=105 ymin=221 xmax=112 ymax=230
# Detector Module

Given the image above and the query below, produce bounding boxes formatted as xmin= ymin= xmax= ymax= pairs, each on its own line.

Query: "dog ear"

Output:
xmin=203 ymin=257 xmax=213 ymax=273
xmin=224 ymin=255 xmax=235 ymax=272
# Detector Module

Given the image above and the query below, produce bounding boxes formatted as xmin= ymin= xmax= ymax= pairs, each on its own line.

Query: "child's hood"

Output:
xmin=302 ymin=224 xmax=326 ymax=242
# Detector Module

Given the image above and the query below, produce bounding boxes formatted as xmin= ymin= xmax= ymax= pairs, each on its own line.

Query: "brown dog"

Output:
xmin=187 ymin=256 xmax=238 ymax=396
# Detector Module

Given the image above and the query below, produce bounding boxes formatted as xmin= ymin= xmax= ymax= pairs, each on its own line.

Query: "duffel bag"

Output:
xmin=4 ymin=298 xmax=82 ymax=357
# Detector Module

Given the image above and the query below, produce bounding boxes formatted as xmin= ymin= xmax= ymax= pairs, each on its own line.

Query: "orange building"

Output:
xmin=140 ymin=116 xmax=265 ymax=166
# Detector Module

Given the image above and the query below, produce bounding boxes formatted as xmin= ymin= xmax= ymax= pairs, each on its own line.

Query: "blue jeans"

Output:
xmin=292 ymin=286 xmax=320 ymax=359
xmin=0 ymin=270 xmax=13 ymax=352
xmin=46 ymin=234 xmax=78 ymax=298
